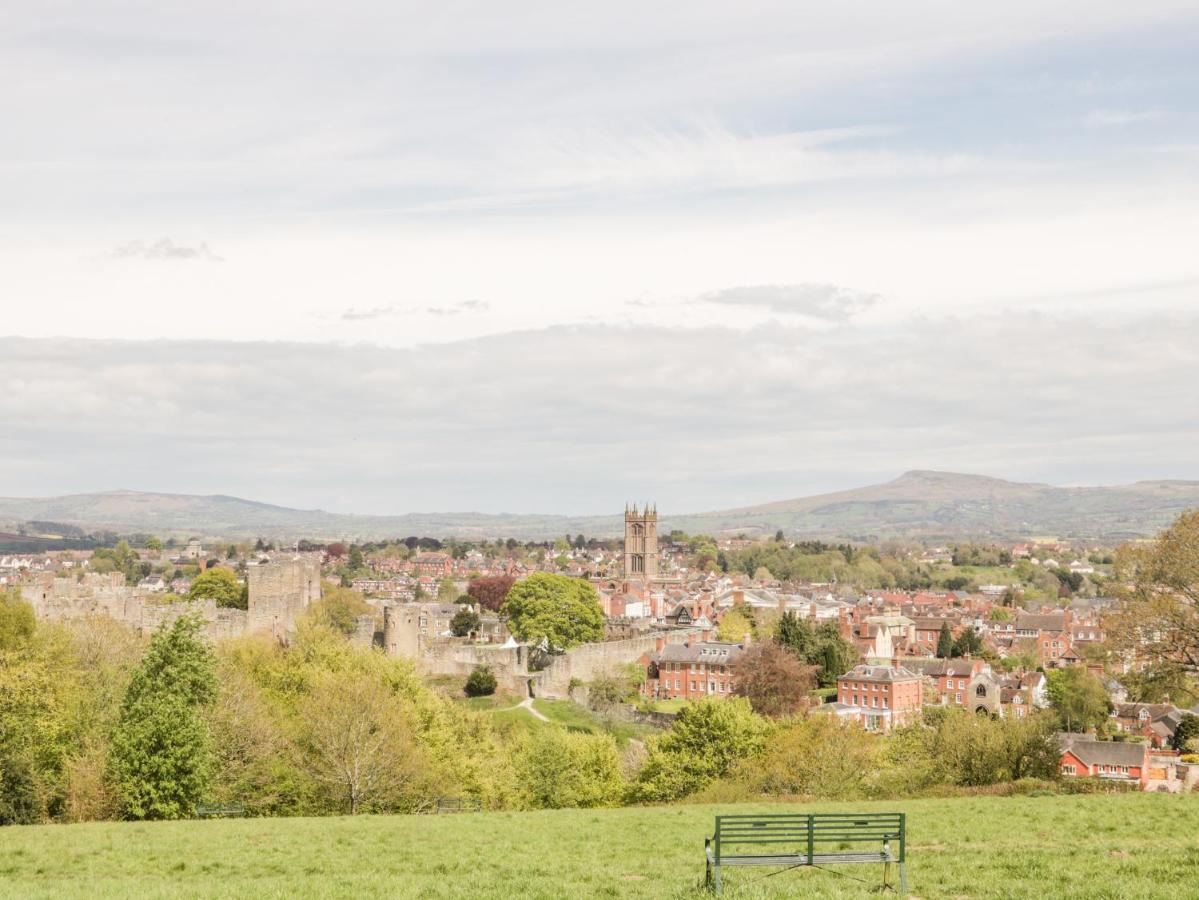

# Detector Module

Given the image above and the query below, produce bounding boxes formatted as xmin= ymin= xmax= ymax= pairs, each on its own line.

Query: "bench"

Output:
xmin=195 ymin=802 xmax=246 ymax=818
xmin=704 ymin=812 xmax=907 ymax=894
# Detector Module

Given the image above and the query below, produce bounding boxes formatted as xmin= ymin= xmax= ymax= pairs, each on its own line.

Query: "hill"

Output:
xmin=0 ymin=794 xmax=1190 ymax=898
xmin=0 ymin=471 xmax=1197 ymax=542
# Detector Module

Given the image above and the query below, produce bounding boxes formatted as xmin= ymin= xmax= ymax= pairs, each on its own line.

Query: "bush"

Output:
xmin=450 ymin=608 xmax=481 ymax=638
xmin=0 ymin=751 xmax=39 ymax=825
xmin=464 ymin=667 xmax=497 ymax=697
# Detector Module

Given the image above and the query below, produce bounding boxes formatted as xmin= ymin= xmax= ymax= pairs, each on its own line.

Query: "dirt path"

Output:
xmin=518 ymin=697 xmax=551 ymax=722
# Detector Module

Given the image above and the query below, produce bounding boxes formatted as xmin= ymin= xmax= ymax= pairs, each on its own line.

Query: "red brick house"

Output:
xmin=834 ymin=664 xmax=923 ymax=732
xmin=413 ymin=552 xmax=453 ymax=577
xmin=1058 ymin=735 xmax=1149 ymax=788
xmin=642 ymin=638 xmax=746 ymax=701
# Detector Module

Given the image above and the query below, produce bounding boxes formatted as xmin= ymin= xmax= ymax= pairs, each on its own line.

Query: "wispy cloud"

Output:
xmin=110 ymin=238 xmax=222 ymax=262
xmin=339 ymin=300 xmax=490 ymax=321
xmin=1083 ymin=108 xmax=1165 ymax=127
xmin=701 ymin=283 xmax=878 ymax=320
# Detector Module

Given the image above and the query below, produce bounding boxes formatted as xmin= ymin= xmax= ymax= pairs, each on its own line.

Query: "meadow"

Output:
xmin=0 ymin=793 xmax=1195 ymax=899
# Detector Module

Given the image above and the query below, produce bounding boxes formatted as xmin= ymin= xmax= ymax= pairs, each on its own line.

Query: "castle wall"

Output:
xmin=531 ymin=628 xmax=698 ymax=698
xmin=247 ymin=557 xmax=322 ymax=638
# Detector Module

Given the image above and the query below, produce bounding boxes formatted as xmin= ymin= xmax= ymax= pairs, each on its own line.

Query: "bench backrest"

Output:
xmin=713 ymin=813 xmax=905 ymax=861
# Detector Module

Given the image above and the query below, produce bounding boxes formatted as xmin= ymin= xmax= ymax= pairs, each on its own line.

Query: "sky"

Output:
xmin=2 ymin=2 xmax=1199 ymax=514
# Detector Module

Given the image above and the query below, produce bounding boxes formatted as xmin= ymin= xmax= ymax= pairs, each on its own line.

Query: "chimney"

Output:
xmin=655 ymin=636 xmax=666 ymax=653
xmin=778 ymin=594 xmax=786 ymax=616
xmin=733 ymin=589 xmax=744 ymax=607
xmin=741 ymin=632 xmax=752 ymax=648
xmin=701 ymin=628 xmax=712 ymax=642
xmin=809 ymin=602 xmax=817 ymax=621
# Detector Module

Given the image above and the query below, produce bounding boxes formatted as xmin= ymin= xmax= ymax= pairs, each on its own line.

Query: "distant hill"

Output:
xmin=0 ymin=471 xmax=1196 ymax=543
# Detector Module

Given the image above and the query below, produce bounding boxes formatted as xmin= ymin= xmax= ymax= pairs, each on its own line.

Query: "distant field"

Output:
xmin=0 ymin=794 xmax=1194 ymax=899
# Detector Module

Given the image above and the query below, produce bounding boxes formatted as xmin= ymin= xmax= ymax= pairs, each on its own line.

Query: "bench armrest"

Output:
xmin=704 ymin=836 xmax=714 ymax=863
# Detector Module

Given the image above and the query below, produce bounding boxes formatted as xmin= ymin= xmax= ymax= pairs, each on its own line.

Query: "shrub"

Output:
xmin=450 ymin=608 xmax=481 ymax=638
xmin=464 ymin=667 xmax=497 ymax=697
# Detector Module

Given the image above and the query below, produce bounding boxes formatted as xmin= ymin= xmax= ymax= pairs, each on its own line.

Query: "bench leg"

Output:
xmin=714 ymin=864 xmax=722 ymax=895
xmin=899 ymin=862 xmax=908 ymax=895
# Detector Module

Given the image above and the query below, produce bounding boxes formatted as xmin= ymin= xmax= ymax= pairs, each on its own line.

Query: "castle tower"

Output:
xmin=623 ymin=503 xmax=658 ymax=581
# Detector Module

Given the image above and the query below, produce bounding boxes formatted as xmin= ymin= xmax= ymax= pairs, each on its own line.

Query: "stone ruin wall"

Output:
xmin=531 ymin=628 xmax=700 ymax=698
xmin=21 ymin=557 xmax=321 ymax=643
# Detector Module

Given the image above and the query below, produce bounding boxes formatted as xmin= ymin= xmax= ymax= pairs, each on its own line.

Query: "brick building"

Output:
xmin=642 ymin=638 xmax=746 ymax=701
xmin=835 ymin=664 xmax=924 ymax=732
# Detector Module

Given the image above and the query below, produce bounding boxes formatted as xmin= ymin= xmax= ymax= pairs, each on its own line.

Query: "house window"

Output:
xmin=1062 ymin=764 xmax=1076 ymax=775
xmin=976 ymin=685 xmax=987 ymax=698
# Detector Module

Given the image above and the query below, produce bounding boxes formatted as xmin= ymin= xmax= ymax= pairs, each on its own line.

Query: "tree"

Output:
xmin=734 ymin=641 xmax=816 ymax=718
xmin=501 ymin=573 xmax=604 ymax=650
xmin=1109 ymin=512 xmax=1199 ymax=682
xmin=467 ymin=575 xmax=516 ymax=612
xmin=450 ymin=608 xmax=481 ymax=638
xmin=1172 ymin=714 xmax=1199 ymax=752
xmin=0 ymin=749 xmax=39 ymax=825
xmin=725 ymin=715 xmax=879 ymax=800
xmin=304 ymin=586 xmax=372 ymax=636
xmin=952 ymin=627 xmax=983 ymax=658
xmin=812 ymin=622 xmax=859 ymax=688
xmin=775 ymin=611 xmax=816 ymax=661
xmin=348 ymin=545 xmax=365 ymax=570
xmin=464 ymin=666 xmax=497 ymax=697
xmin=108 ymin=615 xmax=218 ymax=819
xmin=437 ymin=578 xmax=458 ymax=603
xmin=296 ymin=675 xmax=424 ymax=815
xmin=716 ymin=608 xmax=752 ymax=643
xmin=1045 ymin=667 xmax=1111 ymax=733
xmin=936 ymin=622 xmax=954 ymax=659
xmin=145 ymin=536 xmax=163 ymax=552
xmin=0 ymin=589 xmax=36 ymax=651
xmin=633 ymin=698 xmax=769 ymax=802
xmin=773 ymin=613 xmax=856 ymax=687
xmin=514 ymin=729 xmax=624 ymax=809
xmin=187 ymin=568 xmax=246 ymax=609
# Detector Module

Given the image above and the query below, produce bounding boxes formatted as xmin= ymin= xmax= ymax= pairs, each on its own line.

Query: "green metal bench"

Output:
xmin=434 ymin=797 xmax=482 ymax=813
xmin=195 ymin=802 xmax=246 ymax=818
xmin=704 ymin=812 xmax=907 ymax=894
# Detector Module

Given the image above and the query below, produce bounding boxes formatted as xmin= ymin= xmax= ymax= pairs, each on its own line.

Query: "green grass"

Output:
xmin=646 ymin=698 xmax=689 ymax=713
xmin=532 ymin=699 xmax=657 ymax=744
xmin=0 ymin=794 xmax=1194 ymax=899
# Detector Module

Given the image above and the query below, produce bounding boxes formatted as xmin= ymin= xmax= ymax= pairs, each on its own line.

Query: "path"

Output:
xmin=518 ymin=697 xmax=551 ymax=722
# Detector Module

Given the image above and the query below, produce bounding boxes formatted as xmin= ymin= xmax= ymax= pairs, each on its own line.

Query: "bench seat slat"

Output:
xmin=720 ymin=852 xmax=897 ymax=866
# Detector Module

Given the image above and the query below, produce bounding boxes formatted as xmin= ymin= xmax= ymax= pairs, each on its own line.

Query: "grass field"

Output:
xmin=1 ymin=793 xmax=1195 ymax=899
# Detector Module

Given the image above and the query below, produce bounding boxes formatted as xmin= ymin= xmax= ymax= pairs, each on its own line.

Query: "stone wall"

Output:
xmin=247 ymin=556 xmax=322 ymax=638
xmin=531 ymin=628 xmax=699 ymax=698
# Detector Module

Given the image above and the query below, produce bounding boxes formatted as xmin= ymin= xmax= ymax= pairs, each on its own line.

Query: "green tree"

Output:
xmin=936 ymin=622 xmax=954 ymax=658
xmin=464 ymin=666 xmax=497 ymax=697
xmin=952 ymin=627 xmax=983 ymax=657
xmin=501 ymin=573 xmax=604 ymax=650
xmin=1045 ymin=667 xmax=1111 ymax=733
xmin=812 ymin=622 xmax=858 ymax=688
xmin=348 ymin=545 xmax=365 ymax=570
xmin=514 ymin=729 xmax=624 ymax=809
xmin=774 ymin=611 xmax=815 ymax=661
xmin=0 ymin=749 xmax=40 ymax=825
xmin=1172 ymin=714 xmax=1199 ymax=752
xmin=304 ymin=586 xmax=370 ymax=636
xmin=108 ymin=615 xmax=218 ymax=819
xmin=450 ymin=608 xmax=481 ymax=638
xmin=716 ymin=608 xmax=752 ymax=643
xmin=145 ymin=536 xmax=163 ymax=552
xmin=633 ymin=697 xmax=769 ymax=802
xmin=0 ymin=589 xmax=36 ymax=651
xmin=187 ymin=568 xmax=246 ymax=609
xmin=1109 ymin=512 xmax=1199 ymax=683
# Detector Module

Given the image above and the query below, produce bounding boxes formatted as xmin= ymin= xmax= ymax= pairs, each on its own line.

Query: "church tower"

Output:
xmin=623 ymin=503 xmax=658 ymax=581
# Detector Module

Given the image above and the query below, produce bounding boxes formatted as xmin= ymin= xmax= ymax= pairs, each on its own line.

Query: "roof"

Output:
xmin=1059 ymin=736 xmax=1148 ymax=768
xmin=904 ymin=658 xmax=979 ymax=678
xmin=839 ymin=664 xmax=921 ymax=684
xmin=1014 ymin=612 xmax=1068 ymax=633
xmin=654 ymin=641 xmax=745 ymax=665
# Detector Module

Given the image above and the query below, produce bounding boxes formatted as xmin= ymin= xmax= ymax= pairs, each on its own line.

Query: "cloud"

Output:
xmin=701 ymin=283 xmax=879 ymax=320
xmin=339 ymin=300 xmax=490 ymax=321
xmin=110 ymin=238 xmax=222 ymax=262
xmin=1 ymin=310 xmax=1196 ymax=514
xmin=1083 ymin=109 xmax=1164 ymax=127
